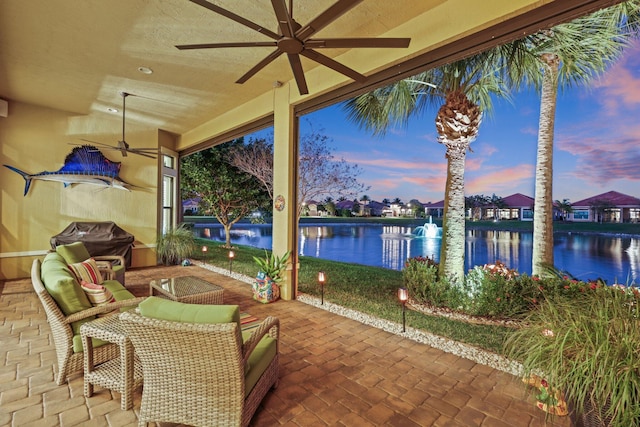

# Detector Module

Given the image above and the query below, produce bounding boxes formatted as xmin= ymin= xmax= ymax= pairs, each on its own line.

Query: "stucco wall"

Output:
xmin=0 ymin=101 xmax=166 ymax=280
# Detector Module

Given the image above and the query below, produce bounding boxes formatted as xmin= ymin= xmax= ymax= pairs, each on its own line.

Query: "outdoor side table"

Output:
xmin=80 ymin=314 xmax=143 ymax=410
xmin=149 ymin=276 xmax=224 ymax=304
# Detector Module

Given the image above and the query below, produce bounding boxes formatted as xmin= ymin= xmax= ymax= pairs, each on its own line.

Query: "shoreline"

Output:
xmin=186 ymin=216 xmax=640 ymax=237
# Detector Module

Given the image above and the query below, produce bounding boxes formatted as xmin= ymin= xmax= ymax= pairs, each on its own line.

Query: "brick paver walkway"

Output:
xmin=0 ymin=265 xmax=570 ymax=426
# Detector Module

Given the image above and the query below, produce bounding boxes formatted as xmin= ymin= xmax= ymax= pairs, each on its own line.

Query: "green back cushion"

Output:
xmin=139 ymin=297 xmax=241 ymax=327
xmin=41 ymin=252 xmax=92 ymax=315
xmin=56 ymin=242 xmax=91 ymax=264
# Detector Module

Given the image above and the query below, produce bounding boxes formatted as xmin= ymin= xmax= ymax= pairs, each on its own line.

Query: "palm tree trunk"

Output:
xmin=439 ymin=149 xmax=466 ymax=284
xmin=532 ymin=53 xmax=559 ymax=277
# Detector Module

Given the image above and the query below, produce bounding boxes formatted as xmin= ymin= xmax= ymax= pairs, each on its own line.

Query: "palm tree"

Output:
xmin=344 ymin=51 xmax=509 ymax=284
xmin=554 ymin=198 xmax=573 ymax=221
xmin=502 ymin=1 xmax=640 ymax=276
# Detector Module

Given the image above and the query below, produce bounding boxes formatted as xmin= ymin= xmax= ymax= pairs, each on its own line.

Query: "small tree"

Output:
xmin=465 ymin=194 xmax=491 ymax=221
xmin=324 ymin=200 xmax=336 ymax=216
xmin=181 ymin=139 xmax=270 ymax=248
xmin=227 ymin=138 xmax=274 ymax=199
xmin=229 ymin=128 xmax=369 ymax=219
xmin=589 ymin=199 xmax=616 ymax=223
xmin=554 ymin=198 xmax=573 ymax=221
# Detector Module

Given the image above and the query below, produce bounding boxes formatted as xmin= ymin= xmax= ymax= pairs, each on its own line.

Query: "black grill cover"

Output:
xmin=50 ymin=222 xmax=135 ymax=267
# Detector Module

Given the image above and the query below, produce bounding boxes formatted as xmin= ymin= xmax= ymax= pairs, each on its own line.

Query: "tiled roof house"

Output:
xmin=569 ymin=191 xmax=640 ymax=223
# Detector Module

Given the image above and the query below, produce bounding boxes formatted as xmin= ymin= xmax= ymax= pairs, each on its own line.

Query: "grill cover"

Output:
xmin=50 ymin=222 xmax=135 ymax=267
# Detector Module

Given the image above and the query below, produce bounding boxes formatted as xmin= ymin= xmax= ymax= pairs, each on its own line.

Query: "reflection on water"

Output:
xmin=193 ymin=223 xmax=639 ymax=284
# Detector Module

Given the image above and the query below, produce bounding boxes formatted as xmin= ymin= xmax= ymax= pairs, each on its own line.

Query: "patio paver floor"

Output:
xmin=0 ymin=264 xmax=570 ymax=426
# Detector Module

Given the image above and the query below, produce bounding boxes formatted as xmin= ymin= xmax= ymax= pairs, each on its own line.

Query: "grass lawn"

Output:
xmin=197 ymin=239 xmax=512 ymax=354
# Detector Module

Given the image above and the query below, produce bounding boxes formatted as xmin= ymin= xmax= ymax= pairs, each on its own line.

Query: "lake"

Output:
xmin=193 ymin=222 xmax=640 ymax=284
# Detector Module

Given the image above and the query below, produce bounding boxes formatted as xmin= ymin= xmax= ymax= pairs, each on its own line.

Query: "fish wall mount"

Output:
xmin=3 ymin=145 xmax=134 ymax=196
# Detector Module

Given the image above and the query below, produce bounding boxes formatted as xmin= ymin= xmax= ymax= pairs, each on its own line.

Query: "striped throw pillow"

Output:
xmin=80 ymin=281 xmax=115 ymax=306
xmin=68 ymin=258 xmax=104 ymax=285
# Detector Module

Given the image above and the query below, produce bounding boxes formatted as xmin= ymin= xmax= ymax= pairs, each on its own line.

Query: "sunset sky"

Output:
xmin=252 ymin=41 xmax=640 ymax=205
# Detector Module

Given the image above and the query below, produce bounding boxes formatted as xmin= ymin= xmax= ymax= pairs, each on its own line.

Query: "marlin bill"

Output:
xmin=4 ymin=145 xmax=133 ymax=196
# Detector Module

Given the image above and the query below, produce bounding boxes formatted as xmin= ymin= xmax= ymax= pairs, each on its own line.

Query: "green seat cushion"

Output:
xmin=41 ymin=253 xmax=92 ymax=316
xmin=242 ymin=330 xmax=277 ymax=397
xmin=71 ymin=320 xmax=108 ymax=353
xmin=55 ymin=242 xmax=91 ymax=264
xmin=102 ymin=280 xmax=134 ymax=301
xmin=138 ymin=297 xmax=240 ymax=327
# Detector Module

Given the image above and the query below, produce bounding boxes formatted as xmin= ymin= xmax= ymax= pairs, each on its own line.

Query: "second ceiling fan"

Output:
xmin=176 ymin=0 xmax=411 ymax=95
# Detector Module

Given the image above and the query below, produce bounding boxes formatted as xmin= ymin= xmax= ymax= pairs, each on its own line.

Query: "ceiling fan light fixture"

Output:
xmin=137 ymin=66 xmax=153 ymax=75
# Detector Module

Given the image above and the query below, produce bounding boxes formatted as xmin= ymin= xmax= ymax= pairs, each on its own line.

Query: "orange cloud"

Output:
xmin=593 ymin=42 xmax=640 ymax=114
xmin=466 ymin=164 xmax=534 ymax=194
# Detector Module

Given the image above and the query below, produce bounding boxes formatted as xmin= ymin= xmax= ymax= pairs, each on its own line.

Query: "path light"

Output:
xmin=228 ymin=250 xmax=235 ymax=273
xmin=398 ymin=287 xmax=409 ymax=332
xmin=201 ymin=246 xmax=208 ymax=266
xmin=318 ymin=271 xmax=326 ymax=305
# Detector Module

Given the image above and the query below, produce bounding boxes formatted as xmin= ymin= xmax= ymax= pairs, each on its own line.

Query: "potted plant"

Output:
xmin=505 ymin=285 xmax=640 ymax=427
xmin=156 ymin=224 xmax=197 ymax=265
xmin=252 ymin=250 xmax=290 ymax=303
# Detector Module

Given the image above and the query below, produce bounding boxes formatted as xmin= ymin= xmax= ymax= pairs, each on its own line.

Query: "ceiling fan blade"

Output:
xmin=296 ymin=0 xmax=364 ymax=41
xmin=271 ymin=0 xmax=295 ymax=38
xmin=128 ymin=147 xmax=160 ymax=152
xmin=236 ymin=49 xmax=284 ymax=84
xmin=301 ymin=49 xmax=366 ymax=82
xmin=305 ymin=37 xmax=411 ymax=49
xmin=176 ymin=41 xmax=277 ymax=50
xmin=79 ymin=139 xmax=113 ymax=148
xmin=287 ymin=53 xmax=309 ymax=95
xmin=187 ymin=0 xmax=280 ymax=40
xmin=129 ymin=151 xmax=157 ymax=159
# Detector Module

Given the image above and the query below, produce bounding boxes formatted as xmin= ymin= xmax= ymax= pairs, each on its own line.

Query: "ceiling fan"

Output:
xmin=80 ymin=92 xmax=159 ymax=159
xmin=175 ymin=0 xmax=411 ymax=95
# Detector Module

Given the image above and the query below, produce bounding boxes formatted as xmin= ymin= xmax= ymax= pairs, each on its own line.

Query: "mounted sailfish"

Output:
xmin=4 ymin=145 xmax=132 ymax=196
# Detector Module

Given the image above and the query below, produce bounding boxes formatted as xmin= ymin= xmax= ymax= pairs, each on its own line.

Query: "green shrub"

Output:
xmin=463 ymin=261 xmax=537 ymax=318
xmin=403 ymin=256 xmax=465 ymax=308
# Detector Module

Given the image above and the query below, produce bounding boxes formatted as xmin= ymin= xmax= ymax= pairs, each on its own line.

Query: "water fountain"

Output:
xmin=413 ymin=216 xmax=442 ymax=238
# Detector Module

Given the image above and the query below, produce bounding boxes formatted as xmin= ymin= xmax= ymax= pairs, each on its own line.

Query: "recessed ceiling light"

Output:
xmin=107 ymin=107 xmax=119 ymax=113
xmin=138 ymin=66 xmax=153 ymax=75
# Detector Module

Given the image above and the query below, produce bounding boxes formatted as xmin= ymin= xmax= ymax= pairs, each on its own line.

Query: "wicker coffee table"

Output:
xmin=149 ymin=276 xmax=224 ymax=304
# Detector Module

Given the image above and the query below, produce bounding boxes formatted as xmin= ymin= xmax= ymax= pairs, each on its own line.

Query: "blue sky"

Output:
xmin=254 ymin=41 xmax=640 ymax=205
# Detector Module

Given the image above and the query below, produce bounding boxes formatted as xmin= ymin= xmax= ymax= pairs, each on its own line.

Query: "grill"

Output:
xmin=50 ymin=222 xmax=135 ymax=267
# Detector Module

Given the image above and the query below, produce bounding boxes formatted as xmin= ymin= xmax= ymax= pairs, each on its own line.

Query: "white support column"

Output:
xmin=272 ymin=85 xmax=298 ymax=300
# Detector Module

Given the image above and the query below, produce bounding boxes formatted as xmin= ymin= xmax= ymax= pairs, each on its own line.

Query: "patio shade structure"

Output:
xmin=0 ymin=0 xmax=623 ymax=295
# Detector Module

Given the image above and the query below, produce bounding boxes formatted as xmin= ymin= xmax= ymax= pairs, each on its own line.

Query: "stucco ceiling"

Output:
xmin=0 ymin=0 xmax=624 ymax=143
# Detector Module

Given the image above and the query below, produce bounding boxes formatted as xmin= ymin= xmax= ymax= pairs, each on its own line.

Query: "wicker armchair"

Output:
xmin=55 ymin=241 xmax=127 ymax=284
xmin=120 ymin=309 xmax=280 ymax=427
xmin=31 ymin=259 xmax=145 ymax=385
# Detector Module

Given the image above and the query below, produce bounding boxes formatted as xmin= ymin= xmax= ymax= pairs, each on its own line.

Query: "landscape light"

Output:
xmin=228 ymin=250 xmax=235 ymax=273
xmin=318 ymin=271 xmax=326 ymax=305
xmin=201 ymin=246 xmax=208 ymax=266
xmin=398 ymin=287 xmax=408 ymax=332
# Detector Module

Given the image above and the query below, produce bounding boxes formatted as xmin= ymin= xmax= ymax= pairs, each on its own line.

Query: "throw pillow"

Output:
xmin=68 ymin=258 xmax=104 ymax=285
xmin=80 ymin=281 xmax=115 ymax=306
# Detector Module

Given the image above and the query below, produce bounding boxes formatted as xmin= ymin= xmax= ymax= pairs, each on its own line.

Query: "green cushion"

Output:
xmin=138 ymin=297 xmax=240 ymax=327
xmin=242 ymin=331 xmax=277 ymax=397
xmin=56 ymin=242 xmax=91 ymax=264
xmin=71 ymin=321 xmax=107 ymax=353
xmin=102 ymin=280 xmax=134 ymax=301
xmin=41 ymin=253 xmax=92 ymax=316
